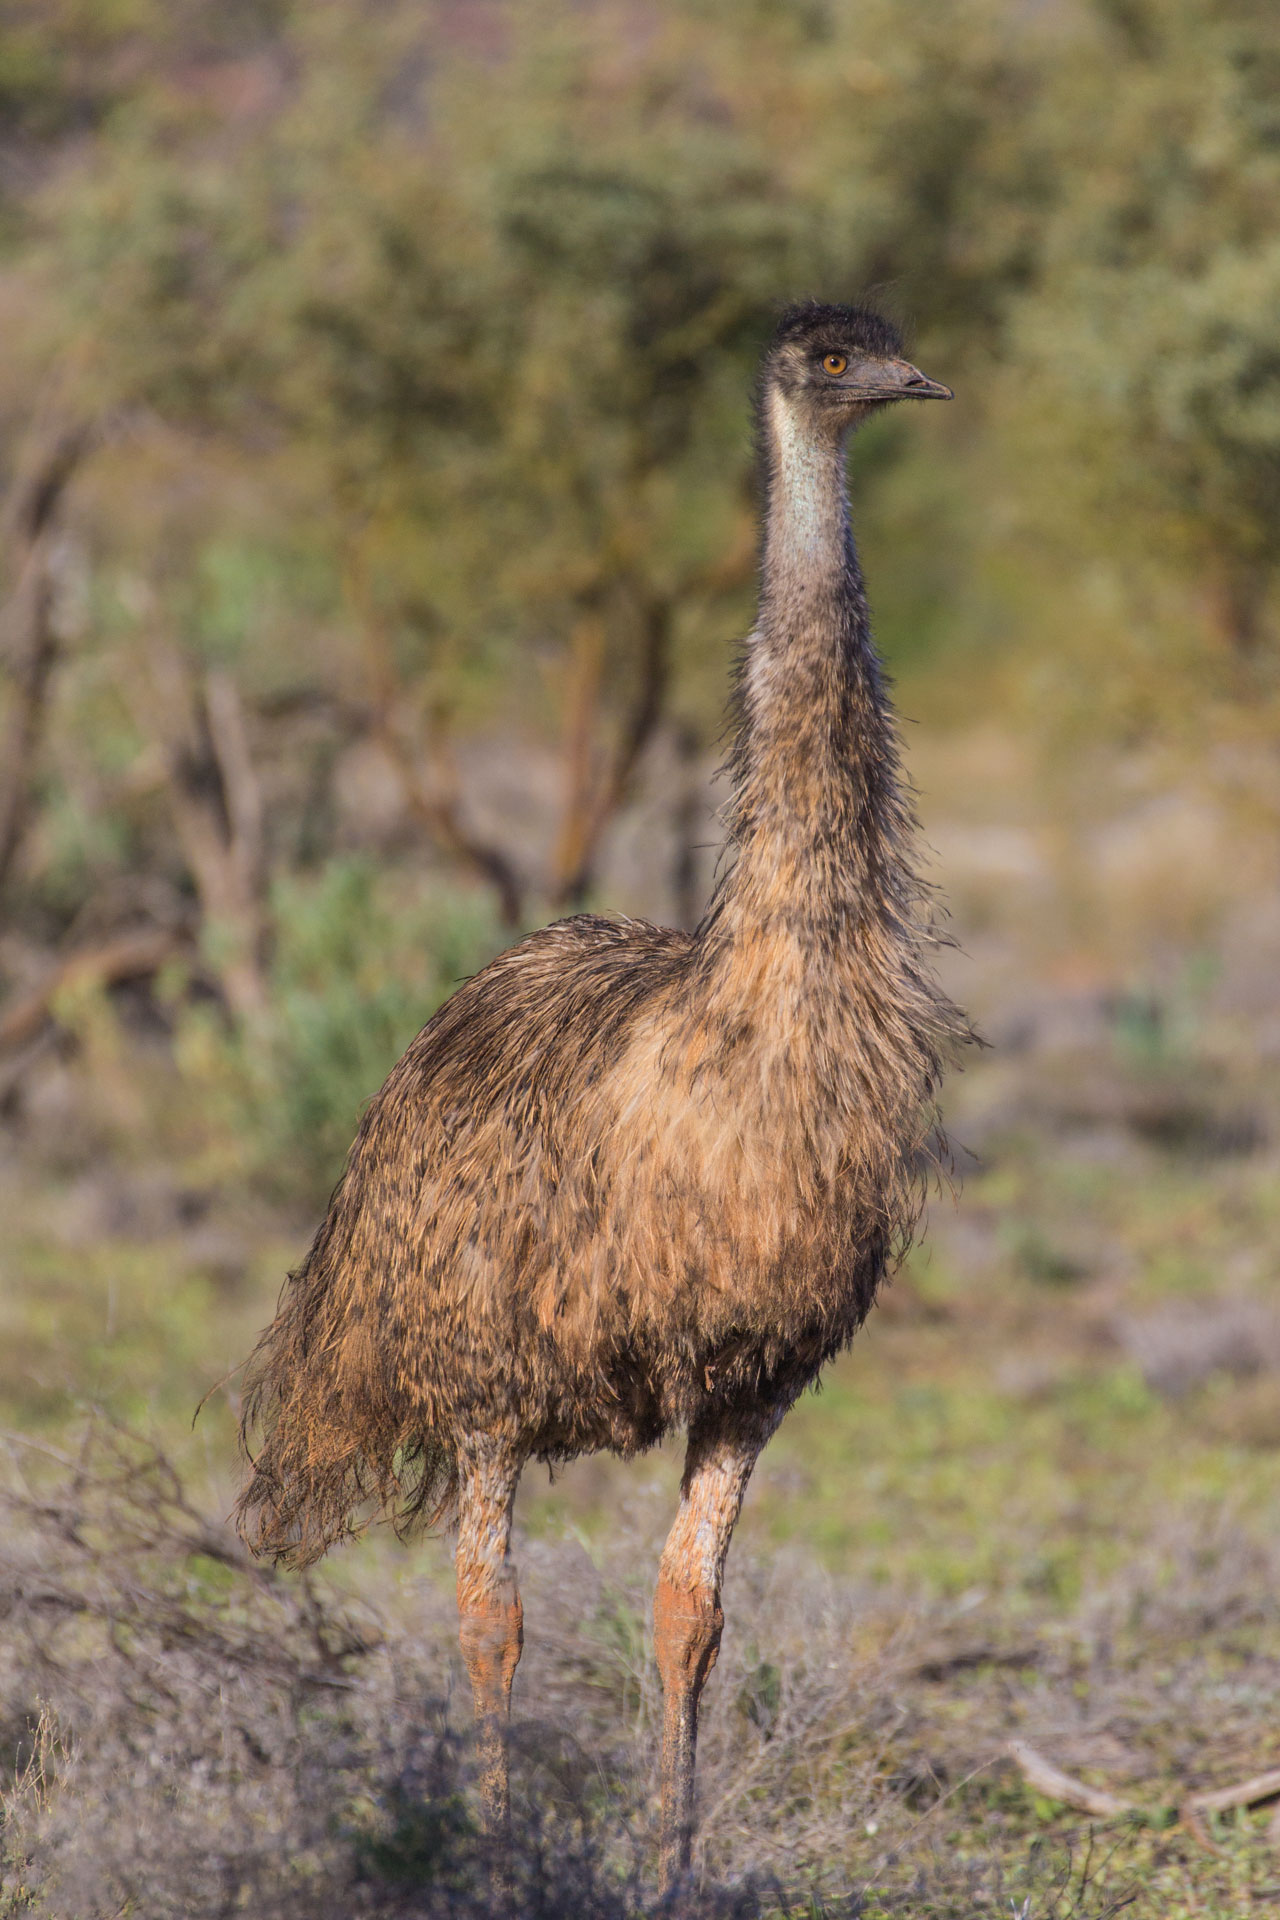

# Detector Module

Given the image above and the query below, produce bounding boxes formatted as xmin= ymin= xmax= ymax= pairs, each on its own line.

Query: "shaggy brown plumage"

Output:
xmin=235 ymin=300 xmax=969 ymax=1891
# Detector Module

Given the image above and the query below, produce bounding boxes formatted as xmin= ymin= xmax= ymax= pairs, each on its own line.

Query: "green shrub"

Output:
xmin=182 ymin=859 xmax=503 ymax=1207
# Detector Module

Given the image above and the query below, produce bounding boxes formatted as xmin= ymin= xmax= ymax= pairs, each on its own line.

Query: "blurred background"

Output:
xmin=2 ymin=1 xmax=1280 ymax=1912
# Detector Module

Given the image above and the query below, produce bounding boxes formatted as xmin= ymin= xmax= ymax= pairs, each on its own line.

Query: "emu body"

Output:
xmin=237 ymin=303 xmax=967 ymax=1892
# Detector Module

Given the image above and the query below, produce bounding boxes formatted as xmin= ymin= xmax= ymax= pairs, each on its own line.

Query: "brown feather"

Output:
xmin=235 ymin=305 xmax=972 ymax=1567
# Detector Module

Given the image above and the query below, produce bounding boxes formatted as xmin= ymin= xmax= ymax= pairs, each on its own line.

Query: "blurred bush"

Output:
xmin=1 ymin=0 xmax=1278 ymax=1122
xmin=176 ymin=862 xmax=501 ymax=1204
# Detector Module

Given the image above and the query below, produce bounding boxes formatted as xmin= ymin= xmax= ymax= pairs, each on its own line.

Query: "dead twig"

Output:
xmin=0 ymin=419 xmax=96 ymax=910
xmin=0 ymin=925 xmax=183 ymax=1053
xmin=1010 ymin=1739 xmax=1280 ymax=1849
xmin=1184 ymin=1765 xmax=1280 ymax=1814
xmin=552 ymin=591 xmax=671 ymax=909
xmin=344 ymin=546 xmax=525 ymax=927
xmin=381 ymin=716 xmax=525 ymax=928
xmin=145 ymin=649 xmax=271 ymax=1020
xmin=1006 ymin=1741 xmax=1135 ymax=1819
xmin=1177 ymin=1765 xmax=1280 ymax=1852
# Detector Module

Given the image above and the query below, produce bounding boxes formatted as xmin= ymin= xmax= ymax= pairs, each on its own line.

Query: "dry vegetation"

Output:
xmin=4 ymin=735 xmax=1280 ymax=1917
xmin=2 ymin=2 xmax=1280 ymax=1912
xmin=3 ymin=1400 xmax=1280 ymax=1918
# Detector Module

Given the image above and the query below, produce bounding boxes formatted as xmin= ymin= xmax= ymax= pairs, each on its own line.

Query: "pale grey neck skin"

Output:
xmin=758 ymin=383 xmax=859 ymax=616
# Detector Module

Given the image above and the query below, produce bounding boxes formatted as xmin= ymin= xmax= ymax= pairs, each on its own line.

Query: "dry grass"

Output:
xmin=2 ymin=1424 xmax=1278 ymax=1918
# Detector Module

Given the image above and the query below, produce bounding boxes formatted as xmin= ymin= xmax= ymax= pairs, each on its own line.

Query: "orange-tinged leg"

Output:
xmin=455 ymin=1439 xmax=524 ymax=1840
xmin=654 ymin=1411 xmax=781 ymax=1896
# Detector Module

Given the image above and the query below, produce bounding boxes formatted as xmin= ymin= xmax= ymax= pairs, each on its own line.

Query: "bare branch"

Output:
xmin=550 ymin=610 xmax=606 ymax=908
xmin=1006 ymin=1741 xmax=1134 ymax=1819
xmin=0 ymin=925 xmax=183 ymax=1055
xmin=204 ymin=667 xmax=266 ymax=908
xmin=0 ymin=420 xmax=96 ymax=911
xmin=380 ymin=718 xmax=525 ymax=928
xmin=343 ymin=551 xmax=525 ymax=927
xmin=145 ymin=648 xmax=271 ymax=1021
xmin=1184 ymin=1766 xmax=1280 ymax=1814
xmin=552 ymin=594 xmax=671 ymax=909
xmin=0 ymin=419 xmax=95 ymax=554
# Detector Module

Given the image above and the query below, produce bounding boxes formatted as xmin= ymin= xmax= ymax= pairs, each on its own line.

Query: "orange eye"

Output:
xmin=822 ymin=353 xmax=848 ymax=376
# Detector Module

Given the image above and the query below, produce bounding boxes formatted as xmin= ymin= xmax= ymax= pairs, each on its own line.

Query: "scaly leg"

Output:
xmin=455 ymin=1438 xmax=524 ymax=1837
xmin=654 ymin=1410 xmax=781 ymax=1895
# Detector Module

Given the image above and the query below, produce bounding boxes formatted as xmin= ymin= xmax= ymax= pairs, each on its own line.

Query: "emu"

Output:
xmin=236 ymin=302 xmax=967 ymax=1894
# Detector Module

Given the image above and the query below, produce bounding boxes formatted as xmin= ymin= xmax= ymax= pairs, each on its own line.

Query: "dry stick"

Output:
xmin=1179 ymin=1803 xmax=1227 ymax=1858
xmin=1009 ymin=1740 xmax=1280 ymax=1849
xmin=1006 ymin=1741 xmax=1135 ymax=1819
xmin=0 ymin=926 xmax=181 ymax=1054
xmin=0 ymin=1428 xmax=79 ymax=1469
xmin=0 ymin=421 xmax=95 ymax=910
xmin=146 ymin=649 xmax=270 ymax=1021
xmin=343 ymin=547 xmax=525 ymax=927
xmin=553 ymin=595 xmax=672 ymax=910
xmin=551 ymin=608 xmax=607 ymax=906
xmin=382 ymin=718 xmax=525 ymax=928
xmin=1178 ymin=1768 xmax=1280 ymax=1857
xmin=1184 ymin=1766 xmax=1280 ymax=1814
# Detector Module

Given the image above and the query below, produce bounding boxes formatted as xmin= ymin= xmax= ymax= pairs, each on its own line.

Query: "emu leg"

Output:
xmin=654 ymin=1411 xmax=780 ymax=1895
xmin=455 ymin=1440 xmax=524 ymax=1839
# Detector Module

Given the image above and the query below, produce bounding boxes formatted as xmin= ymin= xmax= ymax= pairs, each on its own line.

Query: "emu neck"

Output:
xmin=761 ymin=386 xmax=853 ymax=600
xmin=706 ymin=387 xmax=904 ymax=971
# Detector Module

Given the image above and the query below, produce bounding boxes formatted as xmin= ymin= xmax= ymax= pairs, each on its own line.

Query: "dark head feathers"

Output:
xmin=769 ymin=301 xmax=904 ymax=362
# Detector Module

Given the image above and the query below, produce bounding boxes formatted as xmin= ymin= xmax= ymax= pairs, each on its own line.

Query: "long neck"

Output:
xmin=703 ymin=385 xmax=910 ymax=958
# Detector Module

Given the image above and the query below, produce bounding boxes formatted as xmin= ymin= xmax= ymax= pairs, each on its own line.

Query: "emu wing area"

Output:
xmin=284 ymin=915 xmax=707 ymax=1461
xmin=239 ymin=913 xmax=895 ymax=1559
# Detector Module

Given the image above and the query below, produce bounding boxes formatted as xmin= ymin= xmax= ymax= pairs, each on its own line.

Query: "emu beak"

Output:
xmin=879 ymin=358 xmax=953 ymax=401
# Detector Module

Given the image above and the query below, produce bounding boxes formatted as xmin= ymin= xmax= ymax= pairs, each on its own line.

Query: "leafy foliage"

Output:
xmin=178 ymin=862 xmax=502 ymax=1202
xmin=3 ymin=0 xmax=1279 ymax=998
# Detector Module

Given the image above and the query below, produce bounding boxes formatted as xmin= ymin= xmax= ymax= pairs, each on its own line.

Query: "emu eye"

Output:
xmin=822 ymin=353 xmax=848 ymax=376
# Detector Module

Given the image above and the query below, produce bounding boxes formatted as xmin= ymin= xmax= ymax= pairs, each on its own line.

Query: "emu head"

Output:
xmin=763 ymin=302 xmax=952 ymax=434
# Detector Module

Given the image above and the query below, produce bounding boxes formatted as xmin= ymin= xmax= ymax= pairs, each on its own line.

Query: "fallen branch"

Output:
xmin=1006 ymin=1741 xmax=1135 ymax=1819
xmin=1177 ymin=1766 xmax=1280 ymax=1853
xmin=1184 ymin=1765 xmax=1280 ymax=1814
xmin=1009 ymin=1738 xmax=1280 ymax=1844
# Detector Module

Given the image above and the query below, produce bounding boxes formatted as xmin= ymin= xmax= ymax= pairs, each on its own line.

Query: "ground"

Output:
xmin=2 ymin=726 xmax=1279 ymax=1917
